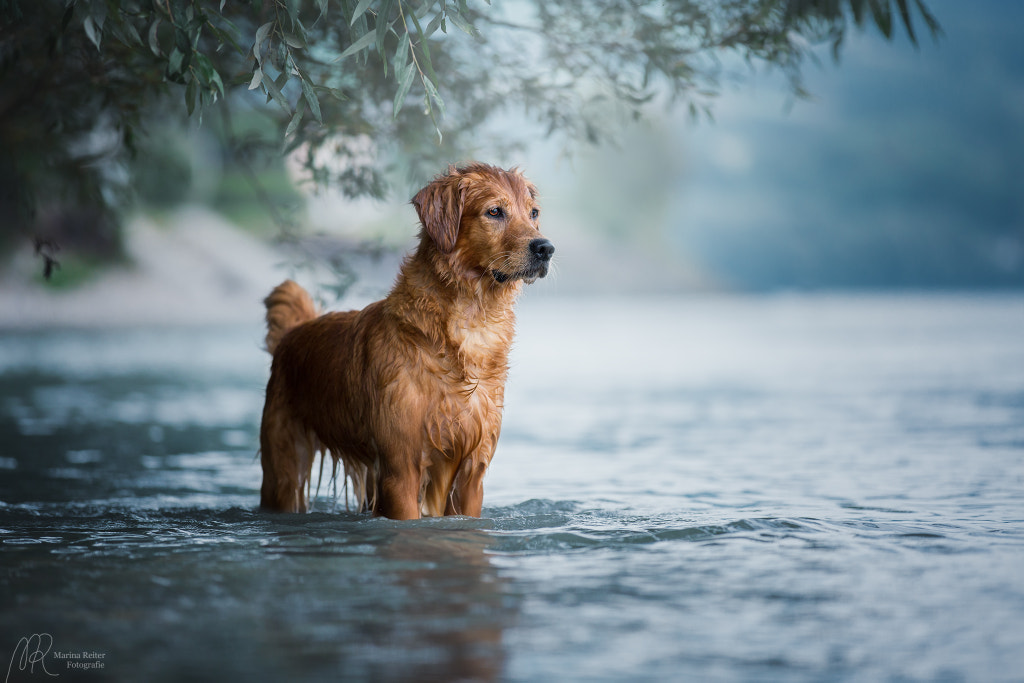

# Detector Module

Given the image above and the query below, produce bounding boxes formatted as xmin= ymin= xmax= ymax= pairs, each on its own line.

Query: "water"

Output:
xmin=2 ymin=294 xmax=1023 ymax=682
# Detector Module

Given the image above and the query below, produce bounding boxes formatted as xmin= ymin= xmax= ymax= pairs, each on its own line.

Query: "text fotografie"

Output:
xmin=51 ymin=651 xmax=106 ymax=670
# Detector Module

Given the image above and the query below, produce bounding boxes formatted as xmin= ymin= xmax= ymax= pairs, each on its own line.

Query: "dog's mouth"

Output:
xmin=491 ymin=262 xmax=549 ymax=285
xmin=489 ymin=240 xmax=554 ymax=285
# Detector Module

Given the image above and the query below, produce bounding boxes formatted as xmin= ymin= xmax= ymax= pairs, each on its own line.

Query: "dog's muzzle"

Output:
xmin=492 ymin=238 xmax=555 ymax=284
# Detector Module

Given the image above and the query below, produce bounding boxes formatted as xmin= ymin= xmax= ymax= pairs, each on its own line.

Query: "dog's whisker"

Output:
xmin=483 ymin=253 xmax=513 ymax=274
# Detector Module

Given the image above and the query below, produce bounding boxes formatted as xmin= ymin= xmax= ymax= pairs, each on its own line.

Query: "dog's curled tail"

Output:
xmin=264 ymin=280 xmax=318 ymax=354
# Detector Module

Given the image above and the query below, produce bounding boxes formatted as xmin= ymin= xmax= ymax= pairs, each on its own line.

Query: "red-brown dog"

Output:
xmin=259 ymin=163 xmax=553 ymax=519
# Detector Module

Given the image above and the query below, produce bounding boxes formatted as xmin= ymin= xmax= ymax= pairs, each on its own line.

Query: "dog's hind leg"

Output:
xmin=259 ymin=378 xmax=316 ymax=512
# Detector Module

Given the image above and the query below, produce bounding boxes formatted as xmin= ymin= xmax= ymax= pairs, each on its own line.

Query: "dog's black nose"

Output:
xmin=530 ymin=239 xmax=555 ymax=262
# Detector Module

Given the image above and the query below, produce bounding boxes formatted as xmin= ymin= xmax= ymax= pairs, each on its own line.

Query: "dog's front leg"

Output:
xmin=377 ymin=459 xmax=423 ymax=520
xmin=445 ymin=456 xmax=488 ymax=517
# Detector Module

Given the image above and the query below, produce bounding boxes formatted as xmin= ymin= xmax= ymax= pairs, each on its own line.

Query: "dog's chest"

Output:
xmin=449 ymin=314 xmax=510 ymax=360
xmin=428 ymin=340 xmax=507 ymax=454
xmin=420 ymin=372 xmax=502 ymax=457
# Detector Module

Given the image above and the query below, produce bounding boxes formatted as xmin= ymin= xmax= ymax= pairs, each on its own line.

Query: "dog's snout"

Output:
xmin=530 ymin=238 xmax=555 ymax=262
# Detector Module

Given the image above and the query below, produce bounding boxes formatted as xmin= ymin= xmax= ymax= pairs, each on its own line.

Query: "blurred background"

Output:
xmin=1 ymin=0 xmax=1020 ymax=328
xmin=548 ymin=0 xmax=1024 ymax=292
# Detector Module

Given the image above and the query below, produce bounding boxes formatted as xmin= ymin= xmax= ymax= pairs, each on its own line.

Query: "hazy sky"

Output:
xmin=668 ymin=0 xmax=1024 ymax=289
xmin=524 ymin=0 xmax=1024 ymax=291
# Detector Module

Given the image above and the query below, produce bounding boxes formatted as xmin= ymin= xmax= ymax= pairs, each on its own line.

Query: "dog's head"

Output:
xmin=412 ymin=163 xmax=554 ymax=287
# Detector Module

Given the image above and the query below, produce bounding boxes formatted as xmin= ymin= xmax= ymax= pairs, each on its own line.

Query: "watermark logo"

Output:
xmin=5 ymin=634 xmax=58 ymax=682
xmin=5 ymin=635 xmax=106 ymax=682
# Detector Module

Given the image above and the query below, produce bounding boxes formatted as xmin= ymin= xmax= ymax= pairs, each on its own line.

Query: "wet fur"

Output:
xmin=259 ymin=163 xmax=553 ymax=519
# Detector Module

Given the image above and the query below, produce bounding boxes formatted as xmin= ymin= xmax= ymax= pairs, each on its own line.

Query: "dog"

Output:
xmin=258 ymin=163 xmax=554 ymax=519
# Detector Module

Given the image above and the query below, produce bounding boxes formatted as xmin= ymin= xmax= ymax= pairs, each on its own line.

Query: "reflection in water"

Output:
xmin=0 ymin=508 xmax=516 ymax=682
xmin=259 ymin=520 xmax=511 ymax=682
xmin=381 ymin=526 xmax=508 ymax=682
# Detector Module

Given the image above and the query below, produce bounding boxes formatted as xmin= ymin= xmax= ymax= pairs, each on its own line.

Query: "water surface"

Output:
xmin=2 ymin=294 xmax=1023 ymax=681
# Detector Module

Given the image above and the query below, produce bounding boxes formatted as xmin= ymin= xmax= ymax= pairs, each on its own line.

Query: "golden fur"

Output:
xmin=259 ymin=163 xmax=554 ymax=519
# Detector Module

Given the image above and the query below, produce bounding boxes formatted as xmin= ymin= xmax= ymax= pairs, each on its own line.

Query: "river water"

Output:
xmin=2 ymin=294 xmax=1023 ymax=682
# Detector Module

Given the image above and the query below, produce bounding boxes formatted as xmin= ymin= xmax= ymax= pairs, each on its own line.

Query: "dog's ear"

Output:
xmin=411 ymin=168 xmax=464 ymax=253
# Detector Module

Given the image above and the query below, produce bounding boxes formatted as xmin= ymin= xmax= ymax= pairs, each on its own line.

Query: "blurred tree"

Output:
xmin=0 ymin=0 xmax=940 ymax=275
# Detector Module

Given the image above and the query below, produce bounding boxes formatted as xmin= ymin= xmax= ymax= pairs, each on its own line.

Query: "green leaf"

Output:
xmin=167 ymin=46 xmax=185 ymax=75
xmin=392 ymin=28 xmax=410 ymax=76
xmin=423 ymin=93 xmax=442 ymax=143
xmin=424 ymin=11 xmax=443 ymax=38
xmin=316 ymin=0 xmax=329 ymax=18
xmin=122 ymin=21 xmax=143 ymax=47
xmin=91 ymin=3 xmax=106 ymax=31
xmin=850 ymin=0 xmax=867 ymax=26
xmin=197 ymin=89 xmax=207 ymax=126
xmin=392 ymin=61 xmax=415 ymax=118
xmin=336 ymin=28 xmax=376 ymax=61
xmin=148 ymin=19 xmax=162 ymax=56
xmin=300 ymin=77 xmax=323 ymax=124
xmin=83 ymin=15 xmax=101 ymax=50
xmin=254 ymin=21 xmax=273 ymax=63
xmin=352 ymin=12 xmax=369 ymax=49
xmin=869 ymin=0 xmax=893 ymax=39
xmin=322 ymin=87 xmax=349 ymax=102
xmin=261 ymin=70 xmax=291 ymax=115
xmin=185 ymin=78 xmax=197 ymax=115
xmin=376 ymin=0 xmax=396 ymax=63
xmin=350 ymin=0 xmax=374 ymax=26
xmin=285 ymin=97 xmax=306 ymax=138
xmin=422 ymin=75 xmax=444 ymax=118
xmin=169 ymin=0 xmax=187 ymax=30
xmin=207 ymin=21 xmax=245 ymax=56
xmin=446 ymin=9 xmax=476 ymax=37
xmin=194 ymin=52 xmax=212 ymax=79
xmin=209 ymin=67 xmax=225 ymax=99
xmin=284 ymin=32 xmax=306 ymax=49
xmin=408 ymin=8 xmax=438 ymax=83
xmin=913 ymin=0 xmax=944 ymax=38
xmin=285 ymin=0 xmax=300 ymax=29
xmin=174 ymin=25 xmax=191 ymax=54
xmin=274 ymin=40 xmax=288 ymax=70
xmin=896 ymin=0 xmax=917 ymax=45
xmin=249 ymin=66 xmax=263 ymax=90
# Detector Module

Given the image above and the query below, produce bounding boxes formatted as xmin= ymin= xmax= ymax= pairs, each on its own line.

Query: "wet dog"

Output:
xmin=258 ymin=163 xmax=553 ymax=518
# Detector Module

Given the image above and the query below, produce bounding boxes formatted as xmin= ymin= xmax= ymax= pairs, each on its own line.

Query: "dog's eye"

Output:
xmin=530 ymin=208 xmax=540 ymax=220
xmin=487 ymin=207 xmax=504 ymax=219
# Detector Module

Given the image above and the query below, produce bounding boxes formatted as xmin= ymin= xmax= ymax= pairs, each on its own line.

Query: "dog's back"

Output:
xmin=264 ymin=280 xmax=318 ymax=354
